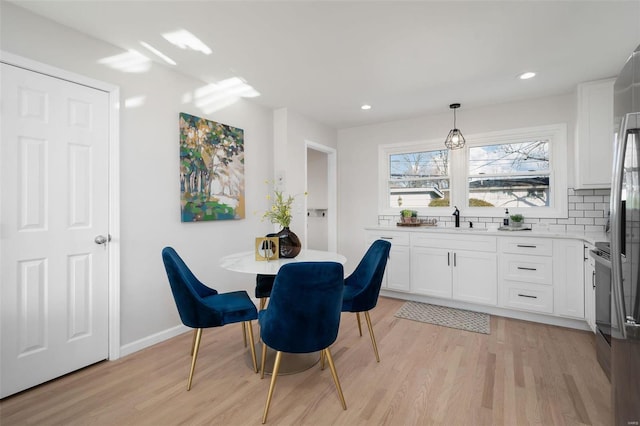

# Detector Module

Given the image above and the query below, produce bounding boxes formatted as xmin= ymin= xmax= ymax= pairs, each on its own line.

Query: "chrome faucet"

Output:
xmin=452 ymin=206 xmax=460 ymax=228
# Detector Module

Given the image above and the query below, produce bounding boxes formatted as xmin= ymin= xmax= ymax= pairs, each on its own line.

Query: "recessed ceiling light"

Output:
xmin=519 ymin=72 xmax=536 ymax=80
xmin=361 ymin=104 xmax=372 ymax=110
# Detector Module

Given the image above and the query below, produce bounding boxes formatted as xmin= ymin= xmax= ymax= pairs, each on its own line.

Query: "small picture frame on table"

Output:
xmin=255 ymin=237 xmax=279 ymax=261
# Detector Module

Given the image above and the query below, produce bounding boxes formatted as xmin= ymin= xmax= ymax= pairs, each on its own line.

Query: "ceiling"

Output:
xmin=10 ymin=1 xmax=640 ymax=129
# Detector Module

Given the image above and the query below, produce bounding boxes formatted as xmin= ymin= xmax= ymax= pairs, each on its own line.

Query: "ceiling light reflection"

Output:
xmin=187 ymin=77 xmax=260 ymax=114
xmin=182 ymin=77 xmax=260 ymax=114
xmin=124 ymin=96 xmax=146 ymax=108
xmin=162 ymin=29 xmax=212 ymax=55
xmin=97 ymin=49 xmax=151 ymax=73
xmin=519 ymin=72 xmax=536 ymax=80
xmin=140 ymin=41 xmax=176 ymax=65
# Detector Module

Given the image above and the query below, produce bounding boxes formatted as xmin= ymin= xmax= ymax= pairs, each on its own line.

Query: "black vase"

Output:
xmin=268 ymin=227 xmax=301 ymax=258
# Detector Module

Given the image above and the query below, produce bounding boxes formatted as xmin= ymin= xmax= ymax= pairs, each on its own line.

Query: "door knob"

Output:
xmin=94 ymin=235 xmax=110 ymax=245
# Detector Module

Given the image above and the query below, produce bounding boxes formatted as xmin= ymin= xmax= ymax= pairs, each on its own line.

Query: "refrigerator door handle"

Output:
xmin=611 ymin=112 xmax=640 ymax=340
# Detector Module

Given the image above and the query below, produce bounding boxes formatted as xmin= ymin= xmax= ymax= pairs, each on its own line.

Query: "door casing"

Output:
xmin=304 ymin=141 xmax=337 ymax=252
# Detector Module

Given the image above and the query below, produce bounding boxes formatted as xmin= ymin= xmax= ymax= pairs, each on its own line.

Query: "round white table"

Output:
xmin=219 ymin=249 xmax=347 ymax=275
xmin=219 ymin=249 xmax=347 ymax=374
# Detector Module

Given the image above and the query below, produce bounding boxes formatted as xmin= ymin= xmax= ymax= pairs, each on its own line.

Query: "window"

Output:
xmin=388 ymin=150 xmax=450 ymax=208
xmin=379 ymin=124 xmax=567 ymax=218
xmin=468 ymin=140 xmax=550 ymax=208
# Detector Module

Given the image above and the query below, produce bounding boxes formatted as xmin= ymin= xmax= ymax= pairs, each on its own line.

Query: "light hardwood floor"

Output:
xmin=0 ymin=297 xmax=611 ymax=425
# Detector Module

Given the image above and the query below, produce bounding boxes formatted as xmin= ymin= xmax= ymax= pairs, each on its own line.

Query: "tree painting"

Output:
xmin=179 ymin=112 xmax=245 ymax=222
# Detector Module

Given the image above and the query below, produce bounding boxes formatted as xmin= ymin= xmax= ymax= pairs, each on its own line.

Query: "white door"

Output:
xmin=1 ymin=64 xmax=110 ymax=398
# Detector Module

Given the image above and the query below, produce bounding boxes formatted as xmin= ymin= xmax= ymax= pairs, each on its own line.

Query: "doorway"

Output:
xmin=0 ymin=53 xmax=120 ymax=398
xmin=305 ymin=142 xmax=337 ymax=252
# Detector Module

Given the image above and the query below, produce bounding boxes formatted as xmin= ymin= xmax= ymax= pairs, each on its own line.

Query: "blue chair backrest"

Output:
xmin=162 ymin=247 xmax=219 ymax=328
xmin=260 ymin=262 xmax=344 ymax=353
xmin=346 ymin=240 xmax=391 ymax=312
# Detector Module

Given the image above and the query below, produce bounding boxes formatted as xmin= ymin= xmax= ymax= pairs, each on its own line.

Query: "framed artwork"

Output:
xmin=179 ymin=112 xmax=245 ymax=222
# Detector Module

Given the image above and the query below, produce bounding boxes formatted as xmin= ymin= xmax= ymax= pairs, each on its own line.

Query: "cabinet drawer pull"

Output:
xmin=447 ymin=252 xmax=450 ymax=266
xmin=380 ymin=237 xmax=393 ymax=240
xmin=517 ymin=244 xmax=537 ymax=248
xmin=517 ymin=293 xmax=538 ymax=299
xmin=454 ymin=252 xmax=457 ymax=267
xmin=517 ymin=266 xmax=537 ymax=271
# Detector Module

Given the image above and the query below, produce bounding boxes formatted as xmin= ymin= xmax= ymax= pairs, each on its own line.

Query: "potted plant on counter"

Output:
xmin=400 ymin=209 xmax=413 ymax=223
xmin=510 ymin=214 xmax=524 ymax=228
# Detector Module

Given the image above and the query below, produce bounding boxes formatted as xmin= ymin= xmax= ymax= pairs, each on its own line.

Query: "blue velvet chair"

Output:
xmin=162 ymin=247 xmax=258 ymax=391
xmin=342 ymin=239 xmax=391 ymax=362
xmin=259 ymin=262 xmax=346 ymax=423
xmin=255 ymin=274 xmax=274 ymax=310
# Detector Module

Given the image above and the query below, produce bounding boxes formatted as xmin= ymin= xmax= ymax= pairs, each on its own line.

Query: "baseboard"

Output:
xmin=118 ymin=297 xmax=262 ymax=359
xmin=119 ymin=324 xmax=191 ymax=358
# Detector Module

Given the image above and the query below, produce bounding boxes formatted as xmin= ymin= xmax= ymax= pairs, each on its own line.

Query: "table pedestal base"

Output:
xmin=246 ymin=344 xmax=319 ymax=375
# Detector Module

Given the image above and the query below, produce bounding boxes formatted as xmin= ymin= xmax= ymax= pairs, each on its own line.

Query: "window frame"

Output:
xmin=378 ymin=123 xmax=568 ymax=218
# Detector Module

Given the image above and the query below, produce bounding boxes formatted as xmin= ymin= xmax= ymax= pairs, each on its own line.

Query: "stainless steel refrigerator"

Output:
xmin=610 ymin=43 xmax=640 ymax=425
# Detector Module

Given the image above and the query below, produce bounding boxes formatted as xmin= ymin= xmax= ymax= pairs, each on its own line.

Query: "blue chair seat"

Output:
xmin=202 ymin=291 xmax=259 ymax=325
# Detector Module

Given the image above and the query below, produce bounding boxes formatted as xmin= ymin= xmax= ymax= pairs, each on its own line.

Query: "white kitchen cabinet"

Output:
xmin=366 ymin=231 xmax=410 ymax=292
xmin=575 ymin=78 xmax=614 ymax=189
xmin=411 ymin=246 xmax=452 ymax=298
xmin=584 ymin=243 xmax=597 ymax=332
xmin=387 ymin=245 xmax=411 ymax=292
xmin=498 ymin=237 xmax=555 ymax=314
xmin=553 ymin=239 xmax=585 ymax=319
xmin=411 ymin=234 xmax=497 ymax=306
xmin=369 ymin=227 xmax=591 ymax=330
xmin=453 ymin=250 xmax=498 ymax=305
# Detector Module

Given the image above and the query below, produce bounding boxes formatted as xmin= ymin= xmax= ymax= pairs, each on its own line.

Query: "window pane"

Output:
xmin=390 ymin=182 xmax=450 ymax=208
xmin=469 ymin=140 xmax=549 ymax=175
xmin=389 ymin=150 xmax=449 ymax=208
xmin=390 ymin=150 xmax=449 ymax=178
xmin=468 ymin=176 xmax=549 ymax=207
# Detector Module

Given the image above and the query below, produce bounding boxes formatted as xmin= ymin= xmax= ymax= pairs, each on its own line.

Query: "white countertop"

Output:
xmin=365 ymin=225 xmax=608 ymax=245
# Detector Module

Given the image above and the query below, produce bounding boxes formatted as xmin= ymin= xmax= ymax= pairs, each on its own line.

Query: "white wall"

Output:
xmin=336 ymin=94 xmax=577 ymax=272
xmin=1 ymin=3 xmax=274 ymax=348
xmin=273 ymin=108 xmax=337 ymax=245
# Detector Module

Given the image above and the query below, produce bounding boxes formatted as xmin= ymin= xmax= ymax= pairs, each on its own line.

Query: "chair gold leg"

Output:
xmin=356 ymin=312 xmax=363 ymax=336
xmin=242 ymin=322 xmax=247 ymax=347
xmin=260 ymin=342 xmax=268 ymax=379
xmin=187 ymin=328 xmax=203 ymax=391
xmin=324 ymin=348 xmax=347 ymax=410
xmin=247 ymin=321 xmax=258 ymax=373
xmin=259 ymin=298 xmax=267 ymax=310
xmin=320 ymin=349 xmax=325 ymax=370
xmin=190 ymin=329 xmax=198 ymax=356
xmin=364 ymin=311 xmax=380 ymax=362
xmin=262 ymin=350 xmax=282 ymax=424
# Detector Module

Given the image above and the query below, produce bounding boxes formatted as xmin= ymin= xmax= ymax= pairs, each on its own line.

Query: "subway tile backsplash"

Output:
xmin=377 ymin=188 xmax=610 ymax=233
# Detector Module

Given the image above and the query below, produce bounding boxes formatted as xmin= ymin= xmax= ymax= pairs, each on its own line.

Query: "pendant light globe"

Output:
xmin=444 ymin=103 xmax=466 ymax=150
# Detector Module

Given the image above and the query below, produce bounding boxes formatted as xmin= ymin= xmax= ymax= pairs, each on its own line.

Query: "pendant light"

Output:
xmin=444 ymin=103 xmax=466 ymax=150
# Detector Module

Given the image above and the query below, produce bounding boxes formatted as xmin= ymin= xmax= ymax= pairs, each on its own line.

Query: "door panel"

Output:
xmin=1 ymin=64 xmax=110 ymax=398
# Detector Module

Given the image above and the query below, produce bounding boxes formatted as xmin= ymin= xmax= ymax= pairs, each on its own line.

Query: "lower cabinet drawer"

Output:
xmin=502 ymin=254 xmax=553 ymax=285
xmin=500 ymin=281 xmax=554 ymax=314
xmin=368 ymin=231 xmax=410 ymax=246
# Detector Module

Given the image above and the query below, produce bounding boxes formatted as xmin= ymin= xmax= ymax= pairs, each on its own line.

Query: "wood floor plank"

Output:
xmin=0 ymin=297 xmax=612 ymax=425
